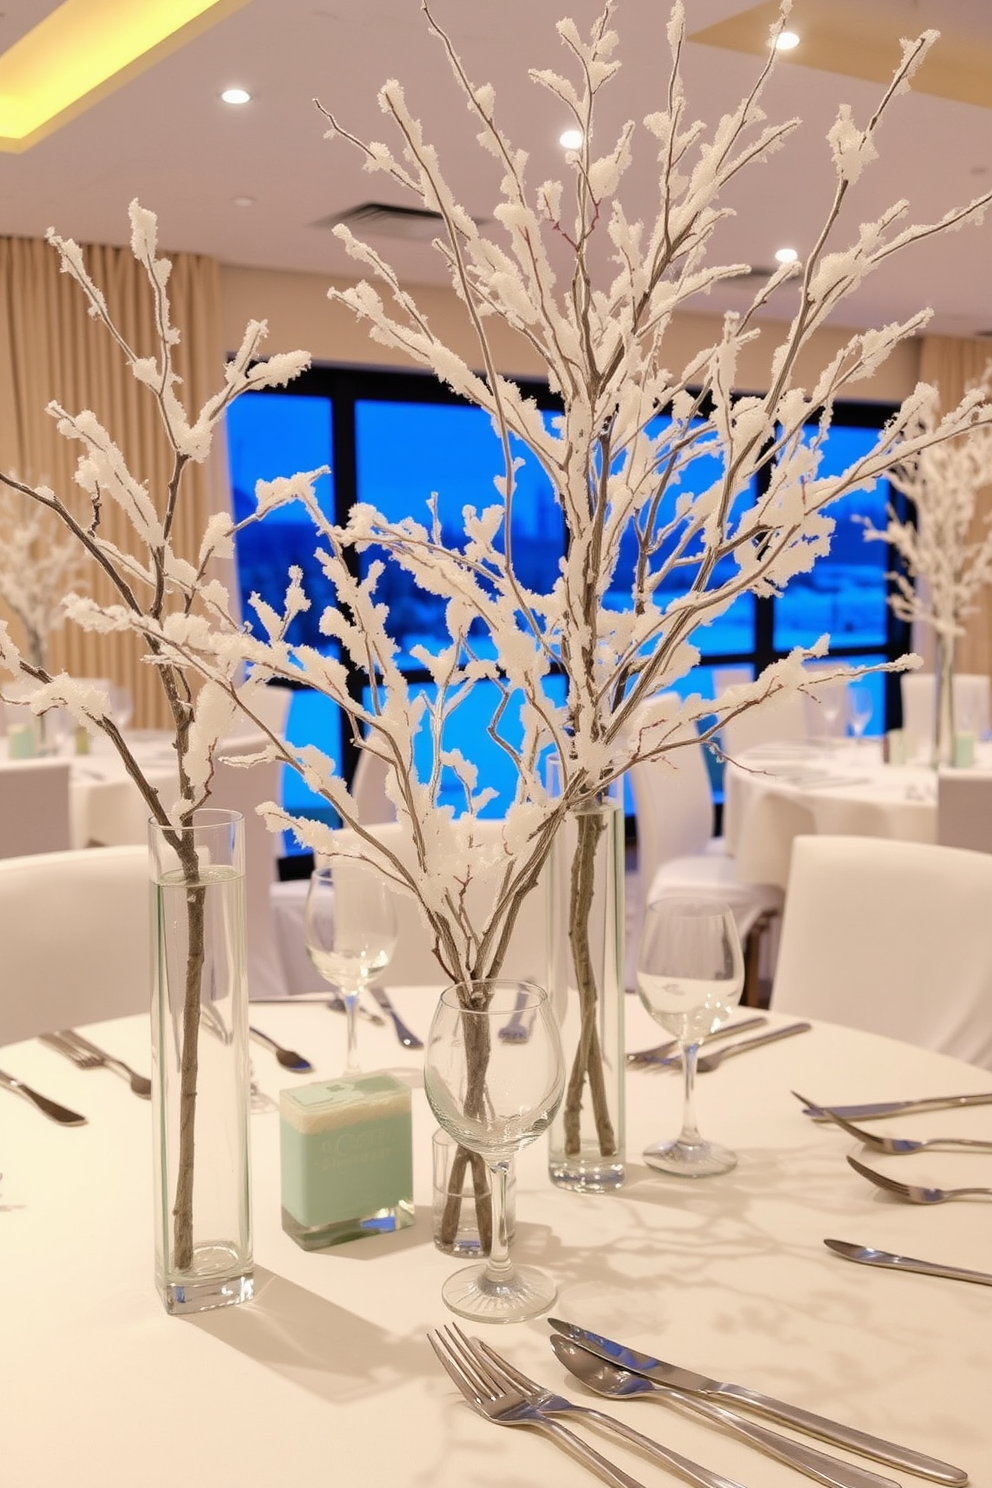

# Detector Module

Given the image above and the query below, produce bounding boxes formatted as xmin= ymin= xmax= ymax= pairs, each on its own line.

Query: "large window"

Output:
xmin=227 ymin=367 xmax=910 ymax=838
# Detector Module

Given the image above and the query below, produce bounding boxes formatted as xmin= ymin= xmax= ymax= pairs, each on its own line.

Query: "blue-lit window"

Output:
xmin=226 ymin=372 xmax=906 ymax=839
xmin=774 ymin=424 xmax=890 ymax=654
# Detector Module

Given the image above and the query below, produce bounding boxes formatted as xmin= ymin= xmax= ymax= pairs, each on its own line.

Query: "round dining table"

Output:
xmin=2 ymin=994 xmax=991 ymax=1487
xmin=721 ymin=740 xmax=989 ymax=889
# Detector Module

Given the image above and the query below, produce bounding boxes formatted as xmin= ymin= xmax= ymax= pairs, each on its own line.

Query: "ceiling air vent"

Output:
xmin=313 ymin=201 xmax=448 ymax=241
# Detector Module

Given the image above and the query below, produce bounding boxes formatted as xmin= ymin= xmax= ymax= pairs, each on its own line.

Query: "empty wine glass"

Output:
xmin=110 ymin=684 xmax=134 ymax=732
xmin=303 ymin=861 xmax=397 ymax=1074
xmin=425 ymin=980 xmax=564 ymax=1322
xmin=636 ymin=898 xmax=744 ymax=1177
xmin=847 ymin=683 xmax=873 ymax=745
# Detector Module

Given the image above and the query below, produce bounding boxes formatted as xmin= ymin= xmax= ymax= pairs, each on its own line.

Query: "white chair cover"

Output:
xmin=901 ymin=672 xmax=991 ymax=745
xmin=628 ymin=731 xmax=783 ymax=970
xmin=276 ymin=818 xmax=550 ymax=991
xmin=772 ymin=834 xmax=992 ymax=1069
xmin=937 ymin=770 xmax=992 ymax=854
xmin=208 ymin=744 xmax=287 ymax=1001
xmin=0 ymin=845 xmax=149 ymax=1045
xmin=721 ymin=690 xmax=808 ymax=758
xmin=0 ymin=758 xmax=72 ymax=859
xmin=234 ymin=682 xmax=292 ymax=739
xmin=351 ymin=748 xmax=396 ymax=825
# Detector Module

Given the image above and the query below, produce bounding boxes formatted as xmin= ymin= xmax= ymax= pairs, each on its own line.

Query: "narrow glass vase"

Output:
xmin=150 ymin=808 xmax=253 ymax=1315
xmin=546 ymin=775 xmax=626 ymax=1192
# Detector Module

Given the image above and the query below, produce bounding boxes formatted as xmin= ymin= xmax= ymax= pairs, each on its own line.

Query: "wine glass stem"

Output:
xmin=679 ymin=1042 xmax=702 ymax=1145
xmin=344 ymin=989 xmax=361 ymax=1075
xmin=483 ymin=1158 xmax=514 ymax=1282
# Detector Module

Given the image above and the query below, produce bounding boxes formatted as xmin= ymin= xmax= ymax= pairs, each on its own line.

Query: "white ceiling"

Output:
xmin=4 ymin=0 xmax=992 ymax=337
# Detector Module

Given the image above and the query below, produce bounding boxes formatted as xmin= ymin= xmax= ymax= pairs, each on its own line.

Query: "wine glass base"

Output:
xmin=441 ymin=1261 xmax=556 ymax=1324
xmin=643 ymin=1137 xmax=737 ymax=1177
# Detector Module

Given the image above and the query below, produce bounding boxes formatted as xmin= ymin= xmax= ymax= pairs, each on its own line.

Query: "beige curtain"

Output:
xmin=918 ymin=334 xmax=992 ymax=680
xmin=0 ymin=236 xmax=232 ymax=727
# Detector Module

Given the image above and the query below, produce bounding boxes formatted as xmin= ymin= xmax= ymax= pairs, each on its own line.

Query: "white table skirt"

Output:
xmin=3 ymin=996 xmax=991 ymax=1487
xmin=723 ymin=741 xmax=950 ymax=888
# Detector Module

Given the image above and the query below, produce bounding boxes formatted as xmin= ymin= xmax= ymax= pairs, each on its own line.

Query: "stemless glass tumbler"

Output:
xmin=425 ymin=981 xmax=564 ymax=1322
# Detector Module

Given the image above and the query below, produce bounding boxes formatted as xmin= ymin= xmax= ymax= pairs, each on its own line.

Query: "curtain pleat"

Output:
xmin=0 ymin=235 xmax=232 ymax=727
xmin=918 ymin=335 xmax=992 ymax=681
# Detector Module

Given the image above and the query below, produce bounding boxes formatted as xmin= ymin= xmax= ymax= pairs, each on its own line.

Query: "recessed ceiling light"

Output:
xmin=221 ymin=86 xmax=251 ymax=105
xmin=775 ymin=246 xmax=799 ymax=264
xmin=0 ymin=0 xmax=252 ymax=153
xmin=559 ymin=128 xmax=583 ymax=150
xmin=232 ymin=195 xmax=255 ymax=207
xmin=775 ymin=31 xmax=800 ymax=51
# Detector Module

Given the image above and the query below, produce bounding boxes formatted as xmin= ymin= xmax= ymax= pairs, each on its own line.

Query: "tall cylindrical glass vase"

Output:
xmin=546 ymin=775 xmax=626 ymax=1192
xmin=932 ymin=634 xmax=956 ymax=768
xmin=150 ymin=808 xmax=253 ymax=1315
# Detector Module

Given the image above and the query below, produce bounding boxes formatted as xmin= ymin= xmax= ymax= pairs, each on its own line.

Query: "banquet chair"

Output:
xmin=0 ymin=757 xmax=72 ymax=858
xmin=351 ymin=747 xmax=396 ymax=825
xmin=234 ymin=681 xmax=292 ymax=739
xmin=294 ymin=818 xmax=550 ymax=990
xmin=629 ymin=731 xmax=783 ymax=1004
xmin=719 ymin=689 xmax=808 ymax=759
xmin=771 ymin=834 xmax=992 ymax=1069
xmin=901 ymin=671 xmax=991 ymax=746
xmin=208 ymin=742 xmax=289 ymax=1000
xmin=0 ymin=845 xmax=149 ymax=1045
xmin=937 ymin=770 xmax=992 ymax=854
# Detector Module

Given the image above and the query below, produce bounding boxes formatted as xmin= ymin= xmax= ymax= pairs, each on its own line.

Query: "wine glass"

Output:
xmin=303 ymin=861 xmax=397 ymax=1074
xmin=425 ymin=980 xmax=564 ymax=1322
xmin=847 ymin=684 xmax=873 ymax=745
xmin=636 ymin=898 xmax=744 ymax=1177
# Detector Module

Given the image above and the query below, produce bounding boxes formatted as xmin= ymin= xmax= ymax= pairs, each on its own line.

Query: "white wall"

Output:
xmin=220 ymin=263 xmax=922 ymax=402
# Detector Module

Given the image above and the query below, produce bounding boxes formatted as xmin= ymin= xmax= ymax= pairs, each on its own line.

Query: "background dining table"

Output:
xmin=721 ymin=740 xmax=992 ymax=889
xmin=2 ymin=992 xmax=990 ymax=1487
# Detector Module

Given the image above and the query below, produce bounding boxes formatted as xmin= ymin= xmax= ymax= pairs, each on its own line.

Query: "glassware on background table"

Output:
xmin=636 ymin=898 xmax=745 ymax=1176
xmin=303 ymin=861 xmax=397 ymax=1074
xmin=847 ymin=683 xmax=873 ymax=744
xmin=110 ymin=684 xmax=134 ymax=732
xmin=425 ymin=980 xmax=564 ymax=1322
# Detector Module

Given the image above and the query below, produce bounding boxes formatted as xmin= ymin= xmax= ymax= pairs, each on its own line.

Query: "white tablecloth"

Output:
xmin=722 ymin=741 xmax=964 ymax=888
xmin=3 ymin=996 xmax=991 ymax=1487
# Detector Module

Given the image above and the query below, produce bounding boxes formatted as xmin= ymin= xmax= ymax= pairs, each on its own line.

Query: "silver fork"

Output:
xmin=428 ymin=1327 xmax=651 ymax=1488
xmin=848 ymin=1155 xmax=992 ymax=1204
xmin=40 ymin=1030 xmax=152 ymax=1099
xmin=794 ymin=1092 xmax=992 ymax=1154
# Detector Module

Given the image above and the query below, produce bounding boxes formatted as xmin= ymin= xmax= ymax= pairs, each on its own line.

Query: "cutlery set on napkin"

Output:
xmin=430 ymin=1318 xmax=969 ymax=1487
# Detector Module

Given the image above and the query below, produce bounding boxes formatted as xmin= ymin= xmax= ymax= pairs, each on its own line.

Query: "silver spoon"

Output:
xmin=248 ymin=1026 xmax=313 ymax=1072
xmin=550 ymin=1336 xmax=902 ymax=1488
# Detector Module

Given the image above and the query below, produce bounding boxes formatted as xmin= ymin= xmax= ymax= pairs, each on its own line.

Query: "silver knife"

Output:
xmin=547 ymin=1318 xmax=968 ymax=1485
xmin=800 ymin=1093 xmax=992 ymax=1121
xmin=368 ymin=986 xmax=423 ymax=1048
xmin=550 ymin=1336 xmax=901 ymax=1488
xmin=0 ymin=1067 xmax=87 ymax=1125
xmin=627 ymin=1015 xmax=768 ymax=1065
xmin=646 ymin=1022 xmax=809 ymax=1071
xmin=825 ymin=1238 xmax=992 ymax=1288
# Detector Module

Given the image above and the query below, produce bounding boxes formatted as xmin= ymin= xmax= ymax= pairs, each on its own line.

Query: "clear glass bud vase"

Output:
xmin=150 ymin=809 xmax=253 ymax=1315
xmin=546 ymin=775 xmax=625 ymax=1191
xmin=932 ymin=634 xmax=956 ymax=768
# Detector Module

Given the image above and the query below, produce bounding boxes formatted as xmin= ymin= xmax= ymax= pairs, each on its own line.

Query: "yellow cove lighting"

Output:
xmin=0 ymin=0 xmax=252 ymax=152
